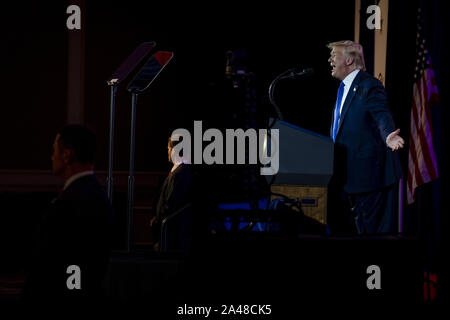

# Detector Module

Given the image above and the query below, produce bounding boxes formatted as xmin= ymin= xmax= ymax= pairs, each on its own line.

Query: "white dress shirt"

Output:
xmin=170 ymin=160 xmax=189 ymax=173
xmin=63 ymin=170 xmax=94 ymax=190
xmin=338 ymin=68 xmax=360 ymax=115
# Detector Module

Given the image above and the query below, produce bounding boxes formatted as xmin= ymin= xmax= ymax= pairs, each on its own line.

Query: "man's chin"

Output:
xmin=331 ymin=71 xmax=343 ymax=80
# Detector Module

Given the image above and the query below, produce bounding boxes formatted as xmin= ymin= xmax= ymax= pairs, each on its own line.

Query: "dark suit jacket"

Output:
xmin=22 ymin=174 xmax=112 ymax=302
xmin=152 ymin=163 xmax=192 ymax=250
xmin=330 ymin=70 xmax=403 ymax=194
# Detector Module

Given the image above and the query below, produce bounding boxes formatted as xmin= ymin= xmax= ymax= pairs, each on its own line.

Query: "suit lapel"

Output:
xmin=336 ymin=71 xmax=363 ymax=136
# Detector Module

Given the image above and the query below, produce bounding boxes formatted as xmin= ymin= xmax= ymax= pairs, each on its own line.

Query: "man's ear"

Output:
xmin=63 ymin=149 xmax=74 ymax=165
xmin=346 ymin=56 xmax=355 ymax=66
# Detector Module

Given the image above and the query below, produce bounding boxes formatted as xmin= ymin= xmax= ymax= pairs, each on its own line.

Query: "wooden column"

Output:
xmin=354 ymin=0 xmax=361 ymax=43
xmin=66 ymin=0 xmax=86 ymax=124
xmin=374 ymin=0 xmax=389 ymax=86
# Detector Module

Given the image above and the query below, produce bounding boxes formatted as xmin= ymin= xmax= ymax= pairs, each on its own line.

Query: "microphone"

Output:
xmin=282 ymin=67 xmax=314 ymax=79
xmin=268 ymin=67 xmax=314 ymax=122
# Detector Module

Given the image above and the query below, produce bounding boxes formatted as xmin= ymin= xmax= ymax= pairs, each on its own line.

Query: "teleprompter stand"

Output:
xmin=125 ymin=51 xmax=174 ymax=252
xmin=106 ymin=41 xmax=156 ymax=202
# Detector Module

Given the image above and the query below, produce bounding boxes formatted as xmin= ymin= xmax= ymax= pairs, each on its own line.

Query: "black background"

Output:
xmin=1 ymin=1 xmax=355 ymax=172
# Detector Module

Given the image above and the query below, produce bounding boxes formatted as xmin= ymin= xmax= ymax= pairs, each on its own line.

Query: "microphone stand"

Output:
xmin=268 ymin=71 xmax=289 ymax=123
xmin=268 ymin=68 xmax=313 ymax=128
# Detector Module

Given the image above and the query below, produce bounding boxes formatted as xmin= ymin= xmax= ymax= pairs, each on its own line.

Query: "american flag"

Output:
xmin=407 ymin=7 xmax=440 ymax=205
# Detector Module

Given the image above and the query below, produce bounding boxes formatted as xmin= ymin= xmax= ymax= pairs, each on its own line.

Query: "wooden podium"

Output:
xmin=271 ymin=184 xmax=328 ymax=224
xmin=266 ymin=119 xmax=334 ymax=225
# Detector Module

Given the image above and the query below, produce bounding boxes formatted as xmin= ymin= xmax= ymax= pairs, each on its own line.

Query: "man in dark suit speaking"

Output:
xmin=22 ymin=125 xmax=112 ymax=303
xmin=327 ymin=40 xmax=404 ymax=234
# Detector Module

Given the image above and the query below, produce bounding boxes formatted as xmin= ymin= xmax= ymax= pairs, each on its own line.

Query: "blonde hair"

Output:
xmin=327 ymin=40 xmax=366 ymax=71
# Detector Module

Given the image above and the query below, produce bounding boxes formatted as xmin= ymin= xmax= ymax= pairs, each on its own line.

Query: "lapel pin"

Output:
xmin=353 ymin=87 xmax=356 ymax=92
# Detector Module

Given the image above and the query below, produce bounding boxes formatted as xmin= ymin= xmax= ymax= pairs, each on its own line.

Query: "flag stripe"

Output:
xmin=409 ymin=104 xmax=425 ymax=185
xmin=412 ymin=85 xmax=431 ymax=181
xmin=407 ymin=113 xmax=421 ymax=204
xmin=415 ymin=79 xmax=437 ymax=180
xmin=407 ymin=74 xmax=439 ymax=204
xmin=407 ymin=73 xmax=439 ymax=204
xmin=420 ymin=72 xmax=439 ymax=179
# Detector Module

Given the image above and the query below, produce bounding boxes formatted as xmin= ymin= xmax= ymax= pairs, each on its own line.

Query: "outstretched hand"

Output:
xmin=386 ymin=129 xmax=404 ymax=151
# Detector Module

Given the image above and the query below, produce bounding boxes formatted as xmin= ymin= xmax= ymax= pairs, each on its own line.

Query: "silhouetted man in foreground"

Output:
xmin=22 ymin=125 xmax=112 ymax=304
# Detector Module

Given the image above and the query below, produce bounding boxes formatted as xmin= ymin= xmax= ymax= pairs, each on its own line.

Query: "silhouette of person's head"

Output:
xmin=51 ymin=125 xmax=96 ymax=180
